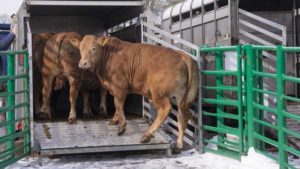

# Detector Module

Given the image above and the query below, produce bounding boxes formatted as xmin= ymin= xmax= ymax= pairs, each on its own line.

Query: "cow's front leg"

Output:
xmin=68 ymin=77 xmax=81 ymax=124
xmin=82 ymin=90 xmax=94 ymax=118
xmin=99 ymin=87 xmax=108 ymax=116
xmin=113 ymin=93 xmax=127 ymax=135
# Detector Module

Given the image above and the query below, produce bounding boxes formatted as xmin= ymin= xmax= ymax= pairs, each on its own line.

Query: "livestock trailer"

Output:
xmin=0 ymin=1 xmax=203 ymax=165
xmin=161 ymin=0 xmax=300 ymax=167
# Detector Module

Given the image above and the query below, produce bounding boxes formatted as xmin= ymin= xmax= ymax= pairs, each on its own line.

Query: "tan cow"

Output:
xmin=79 ymin=36 xmax=199 ymax=152
xmin=39 ymin=32 xmax=107 ymax=123
xmin=32 ymin=33 xmax=78 ymax=115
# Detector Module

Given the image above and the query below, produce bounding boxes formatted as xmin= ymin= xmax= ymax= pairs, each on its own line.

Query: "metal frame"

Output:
xmin=245 ymin=45 xmax=300 ymax=169
xmin=0 ymin=50 xmax=30 ymax=169
xmin=141 ymin=18 xmax=202 ymax=151
xmin=26 ymin=1 xmax=144 ymax=6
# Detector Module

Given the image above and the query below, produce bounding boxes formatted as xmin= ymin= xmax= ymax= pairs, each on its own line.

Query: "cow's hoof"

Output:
xmin=83 ymin=113 xmax=94 ymax=119
xmin=68 ymin=117 xmax=77 ymax=124
xmin=117 ymin=125 xmax=126 ymax=136
xmin=140 ymin=134 xmax=153 ymax=143
xmin=173 ymin=147 xmax=182 ymax=154
xmin=38 ymin=112 xmax=52 ymax=120
xmin=108 ymin=120 xmax=119 ymax=125
xmin=99 ymin=106 xmax=108 ymax=117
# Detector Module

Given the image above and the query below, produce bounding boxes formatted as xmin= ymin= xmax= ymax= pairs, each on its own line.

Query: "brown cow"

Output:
xmin=78 ymin=36 xmax=199 ymax=152
xmin=32 ymin=33 xmax=75 ymax=115
xmin=40 ymin=32 xmax=107 ymax=123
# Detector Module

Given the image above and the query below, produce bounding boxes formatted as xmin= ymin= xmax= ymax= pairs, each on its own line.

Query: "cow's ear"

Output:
xmin=70 ymin=39 xmax=81 ymax=48
xmin=97 ymin=37 xmax=109 ymax=47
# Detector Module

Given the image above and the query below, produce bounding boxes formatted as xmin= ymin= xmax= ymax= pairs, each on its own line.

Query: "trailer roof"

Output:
xmin=25 ymin=0 xmax=144 ymax=27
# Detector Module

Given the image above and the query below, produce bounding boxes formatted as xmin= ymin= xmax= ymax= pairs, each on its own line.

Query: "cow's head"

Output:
xmin=79 ymin=35 xmax=105 ymax=70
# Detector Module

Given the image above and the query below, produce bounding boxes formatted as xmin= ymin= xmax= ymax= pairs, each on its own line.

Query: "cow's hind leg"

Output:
xmin=140 ymin=96 xmax=171 ymax=143
xmin=112 ymin=93 xmax=127 ymax=135
xmin=40 ymin=69 xmax=56 ymax=120
xmin=82 ymin=90 xmax=93 ymax=118
xmin=68 ymin=76 xmax=81 ymax=124
xmin=99 ymin=87 xmax=108 ymax=116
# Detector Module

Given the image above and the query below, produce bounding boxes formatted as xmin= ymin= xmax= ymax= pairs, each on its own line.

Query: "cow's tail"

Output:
xmin=180 ymin=52 xmax=195 ymax=113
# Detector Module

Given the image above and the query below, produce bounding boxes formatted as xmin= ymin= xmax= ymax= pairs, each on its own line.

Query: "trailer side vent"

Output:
xmin=192 ymin=7 xmax=201 ymax=16
xmin=204 ymin=3 xmax=214 ymax=13
xmin=171 ymin=15 xmax=180 ymax=23
xmin=181 ymin=12 xmax=190 ymax=20
xmin=217 ymin=0 xmax=228 ymax=8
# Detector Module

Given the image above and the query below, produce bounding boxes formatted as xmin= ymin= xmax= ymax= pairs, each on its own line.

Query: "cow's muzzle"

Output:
xmin=78 ymin=60 xmax=90 ymax=69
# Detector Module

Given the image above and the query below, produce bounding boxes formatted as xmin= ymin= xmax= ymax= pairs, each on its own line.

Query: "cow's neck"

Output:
xmin=95 ymin=40 xmax=120 ymax=80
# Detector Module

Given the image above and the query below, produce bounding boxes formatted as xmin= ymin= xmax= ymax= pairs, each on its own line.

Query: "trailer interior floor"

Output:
xmin=34 ymin=116 xmax=172 ymax=156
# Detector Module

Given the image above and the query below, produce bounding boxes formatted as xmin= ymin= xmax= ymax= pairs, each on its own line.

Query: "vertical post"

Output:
xmin=6 ymin=53 xmax=15 ymax=158
xmin=256 ymin=50 xmax=264 ymax=150
xmin=197 ymin=48 xmax=204 ymax=153
xmin=245 ymin=45 xmax=254 ymax=150
xmin=23 ymin=52 xmax=30 ymax=153
xmin=216 ymin=50 xmax=224 ymax=146
xmin=236 ymin=45 xmax=244 ymax=155
xmin=276 ymin=46 xmax=287 ymax=169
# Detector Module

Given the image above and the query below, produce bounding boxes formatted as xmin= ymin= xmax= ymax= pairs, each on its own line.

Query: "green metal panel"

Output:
xmin=0 ymin=50 xmax=31 ymax=168
xmin=201 ymin=46 xmax=245 ymax=160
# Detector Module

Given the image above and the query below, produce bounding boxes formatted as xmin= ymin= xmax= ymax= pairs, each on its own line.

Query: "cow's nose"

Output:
xmin=79 ymin=61 xmax=87 ymax=68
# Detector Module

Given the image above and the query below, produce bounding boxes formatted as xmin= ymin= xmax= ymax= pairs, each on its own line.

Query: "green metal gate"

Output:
xmin=200 ymin=45 xmax=300 ymax=168
xmin=0 ymin=50 xmax=30 ymax=168
xmin=200 ymin=46 xmax=245 ymax=160
xmin=245 ymin=45 xmax=300 ymax=169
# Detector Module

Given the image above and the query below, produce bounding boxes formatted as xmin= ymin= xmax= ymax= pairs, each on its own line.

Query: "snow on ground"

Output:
xmin=7 ymin=148 xmax=280 ymax=169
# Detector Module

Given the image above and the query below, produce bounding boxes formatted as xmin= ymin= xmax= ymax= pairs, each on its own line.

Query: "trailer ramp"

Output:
xmin=34 ymin=118 xmax=172 ymax=156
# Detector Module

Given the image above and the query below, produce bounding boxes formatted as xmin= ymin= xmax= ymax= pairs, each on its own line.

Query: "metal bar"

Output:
xmin=239 ymin=19 xmax=283 ymax=42
xmin=200 ymin=46 xmax=238 ymax=52
xmin=202 ymin=98 xmax=238 ymax=106
xmin=282 ymin=110 xmax=300 ymax=122
xmin=203 ymin=125 xmax=240 ymax=136
xmin=26 ymin=1 xmax=144 ymax=6
xmin=284 ymin=145 xmax=300 ymax=157
xmin=257 ymin=49 xmax=265 ymax=151
xmin=253 ymin=102 xmax=277 ymax=114
xmin=253 ymin=132 xmax=278 ymax=148
xmin=0 ymin=116 xmax=28 ymax=128
xmin=252 ymin=45 xmax=277 ymax=51
xmin=282 ymin=127 xmax=300 ymax=139
xmin=283 ymin=75 xmax=300 ymax=83
xmin=203 ymin=111 xmax=239 ymax=120
xmin=252 ymin=87 xmax=277 ymax=96
xmin=23 ymin=52 xmax=30 ymax=153
xmin=0 ymin=102 xmax=29 ymax=113
xmin=253 ymin=118 xmax=278 ymax=130
xmin=0 ymin=50 xmax=28 ymax=55
xmin=282 ymin=95 xmax=300 ymax=103
xmin=238 ymin=9 xmax=286 ymax=30
xmin=202 ymin=85 xmax=238 ymax=91
xmin=197 ymin=46 xmax=204 ymax=153
xmin=215 ymin=50 xmax=224 ymax=150
xmin=283 ymin=46 xmax=300 ymax=52
xmin=6 ymin=53 xmax=15 ymax=159
xmin=204 ymin=139 xmax=239 ymax=151
xmin=239 ymin=29 xmax=274 ymax=46
xmin=245 ymin=45 xmax=255 ymax=148
xmin=0 ymin=74 xmax=29 ymax=81
xmin=0 ymin=90 xmax=28 ymax=98
xmin=236 ymin=46 xmax=244 ymax=153
xmin=276 ymin=46 xmax=288 ymax=169
xmin=253 ymin=71 xmax=276 ymax=79
xmin=202 ymin=70 xmax=237 ymax=76
xmin=141 ymin=21 xmax=199 ymax=51
xmin=143 ymin=32 xmax=197 ymax=61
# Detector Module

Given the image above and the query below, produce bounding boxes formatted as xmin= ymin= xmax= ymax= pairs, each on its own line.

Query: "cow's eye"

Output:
xmin=92 ymin=47 xmax=96 ymax=51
